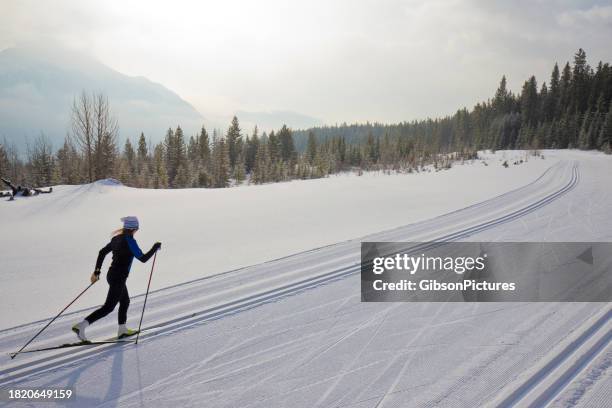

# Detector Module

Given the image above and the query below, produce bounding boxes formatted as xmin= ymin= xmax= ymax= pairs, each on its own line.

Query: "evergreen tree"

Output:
xmin=226 ymin=116 xmax=242 ymax=170
xmin=233 ymin=159 xmax=246 ymax=184
xmin=571 ymin=48 xmax=591 ymax=114
xmin=28 ymin=134 xmax=55 ymax=187
xmin=267 ymin=131 xmax=280 ymax=162
xmin=598 ymin=104 xmax=612 ymax=151
xmin=137 ymin=133 xmax=148 ymax=163
xmin=559 ymin=62 xmax=573 ymax=114
xmin=174 ymin=126 xmax=187 ymax=184
xmin=212 ymin=137 xmax=230 ymax=188
xmin=578 ymin=111 xmax=593 ymax=149
xmin=136 ymin=162 xmax=151 ymax=188
xmin=197 ymin=126 xmax=211 ymax=164
xmin=56 ymin=138 xmax=82 ymax=184
xmin=187 ymin=135 xmax=198 ymax=163
xmin=164 ymin=128 xmax=176 ymax=182
xmin=278 ymin=124 xmax=297 ymax=164
xmin=252 ymin=139 xmax=269 ymax=184
xmin=493 ymin=76 xmax=512 ymax=115
xmin=520 ymin=76 xmax=539 ymax=127
xmin=174 ymin=164 xmax=190 ymax=188
xmin=152 ymin=144 xmax=169 ymax=189
xmin=164 ymin=126 xmax=187 ymax=187
xmin=195 ymin=126 xmax=212 ymax=184
xmin=548 ymin=63 xmax=561 ymax=118
xmin=116 ymin=159 xmax=131 ymax=185
xmin=539 ymin=82 xmax=549 ymax=120
xmin=6 ymin=48 xmax=612 ymax=188
xmin=123 ymin=138 xmax=136 ymax=182
xmin=95 ymin=133 xmax=117 ymax=179
xmin=306 ymin=131 xmax=317 ymax=165
xmin=0 ymin=143 xmax=8 ymax=180
xmin=245 ymin=126 xmax=259 ymax=173
xmin=365 ymin=132 xmax=379 ymax=165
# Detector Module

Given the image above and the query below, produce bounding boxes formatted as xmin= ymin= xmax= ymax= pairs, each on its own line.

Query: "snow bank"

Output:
xmin=94 ymin=178 xmax=123 ymax=187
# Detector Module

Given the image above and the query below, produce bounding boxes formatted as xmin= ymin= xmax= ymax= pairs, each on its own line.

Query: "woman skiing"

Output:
xmin=72 ymin=216 xmax=161 ymax=341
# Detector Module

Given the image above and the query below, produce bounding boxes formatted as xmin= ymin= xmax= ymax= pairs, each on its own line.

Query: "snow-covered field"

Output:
xmin=0 ymin=149 xmax=610 ymax=407
xmin=0 ymin=150 xmax=555 ymax=329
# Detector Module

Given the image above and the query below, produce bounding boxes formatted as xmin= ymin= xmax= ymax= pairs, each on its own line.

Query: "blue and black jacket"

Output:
xmin=95 ymin=233 xmax=157 ymax=283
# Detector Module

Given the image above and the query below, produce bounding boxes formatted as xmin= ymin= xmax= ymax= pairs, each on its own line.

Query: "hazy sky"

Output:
xmin=2 ymin=0 xmax=612 ymax=127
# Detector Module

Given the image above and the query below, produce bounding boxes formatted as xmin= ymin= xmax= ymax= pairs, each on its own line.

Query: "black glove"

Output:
xmin=152 ymin=242 xmax=162 ymax=252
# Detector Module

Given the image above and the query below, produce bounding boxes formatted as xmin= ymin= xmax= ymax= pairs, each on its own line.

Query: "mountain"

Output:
xmin=0 ymin=47 xmax=204 ymax=150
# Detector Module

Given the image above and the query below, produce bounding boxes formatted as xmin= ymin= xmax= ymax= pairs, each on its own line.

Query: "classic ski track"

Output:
xmin=0 ymin=161 xmax=581 ymax=389
xmin=487 ymin=306 xmax=611 ymax=408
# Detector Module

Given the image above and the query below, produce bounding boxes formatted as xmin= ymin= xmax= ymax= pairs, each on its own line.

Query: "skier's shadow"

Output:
xmin=32 ymin=344 xmax=126 ymax=407
xmin=100 ymin=345 xmax=126 ymax=407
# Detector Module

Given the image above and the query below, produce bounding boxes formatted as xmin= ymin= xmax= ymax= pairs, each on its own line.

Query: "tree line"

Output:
xmin=1 ymin=48 xmax=610 ymax=189
xmin=294 ymin=48 xmax=612 ymax=155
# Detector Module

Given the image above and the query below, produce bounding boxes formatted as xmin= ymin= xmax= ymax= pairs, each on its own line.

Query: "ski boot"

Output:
xmin=118 ymin=324 xmax=139 ymax=339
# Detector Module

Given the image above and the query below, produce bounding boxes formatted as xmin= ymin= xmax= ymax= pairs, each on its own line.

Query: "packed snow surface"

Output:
xmin=0 ymin=149 xmax=610 ymax=407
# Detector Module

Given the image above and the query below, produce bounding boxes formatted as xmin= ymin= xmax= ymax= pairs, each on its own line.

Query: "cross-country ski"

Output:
xmin=9 ymin=340 xmax=135 ymax=357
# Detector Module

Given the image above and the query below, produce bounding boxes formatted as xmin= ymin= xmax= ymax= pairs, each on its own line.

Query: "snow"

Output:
xmin=0 ymin=150 xmax=555 ymax=330
xmin=94 ymin=178 xmax=123 ymax=186
xmin=0 ymin=149 xmax=610 ymax=407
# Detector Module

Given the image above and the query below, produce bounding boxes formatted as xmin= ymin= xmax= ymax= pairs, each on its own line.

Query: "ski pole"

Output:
xmin=10 ymin=281 xmax=96 ymax=359
xmin=136 ymin=251 xmax=157 ymax=344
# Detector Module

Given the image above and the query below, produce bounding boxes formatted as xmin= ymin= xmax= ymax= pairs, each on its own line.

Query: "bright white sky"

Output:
xmin=2 ymin=0 xmax=612 ymax=126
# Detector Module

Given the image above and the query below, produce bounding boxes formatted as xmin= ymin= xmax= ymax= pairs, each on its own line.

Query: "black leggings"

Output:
xmin=85 ymin=280 xmax=130 ymax=325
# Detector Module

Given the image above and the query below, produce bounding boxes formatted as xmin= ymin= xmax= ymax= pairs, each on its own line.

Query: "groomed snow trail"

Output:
xmin=0 ymin=151 xmax=610 ymax=407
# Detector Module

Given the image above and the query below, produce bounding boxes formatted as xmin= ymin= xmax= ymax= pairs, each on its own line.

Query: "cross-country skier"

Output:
xmin=72 ymin=216 xmax=161 ymax=341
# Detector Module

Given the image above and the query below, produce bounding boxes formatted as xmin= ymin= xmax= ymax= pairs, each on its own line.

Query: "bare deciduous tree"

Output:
xmin=71 ymin=91 xmax=118 ymax=182
xmin=71 ymin=91 xmax=93 ymax=182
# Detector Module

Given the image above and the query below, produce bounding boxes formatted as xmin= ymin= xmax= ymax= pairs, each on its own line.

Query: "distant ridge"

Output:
xmin=0 ymin=46 xmax=204 ymax=149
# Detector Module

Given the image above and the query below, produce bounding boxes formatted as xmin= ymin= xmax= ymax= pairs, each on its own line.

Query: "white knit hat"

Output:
xmin=121 ymin=216 xmax=139 ymax=229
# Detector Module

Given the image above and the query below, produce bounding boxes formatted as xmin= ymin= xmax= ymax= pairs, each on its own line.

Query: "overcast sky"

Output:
xmin=2 ymin=0 xmax=612 ymax=127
